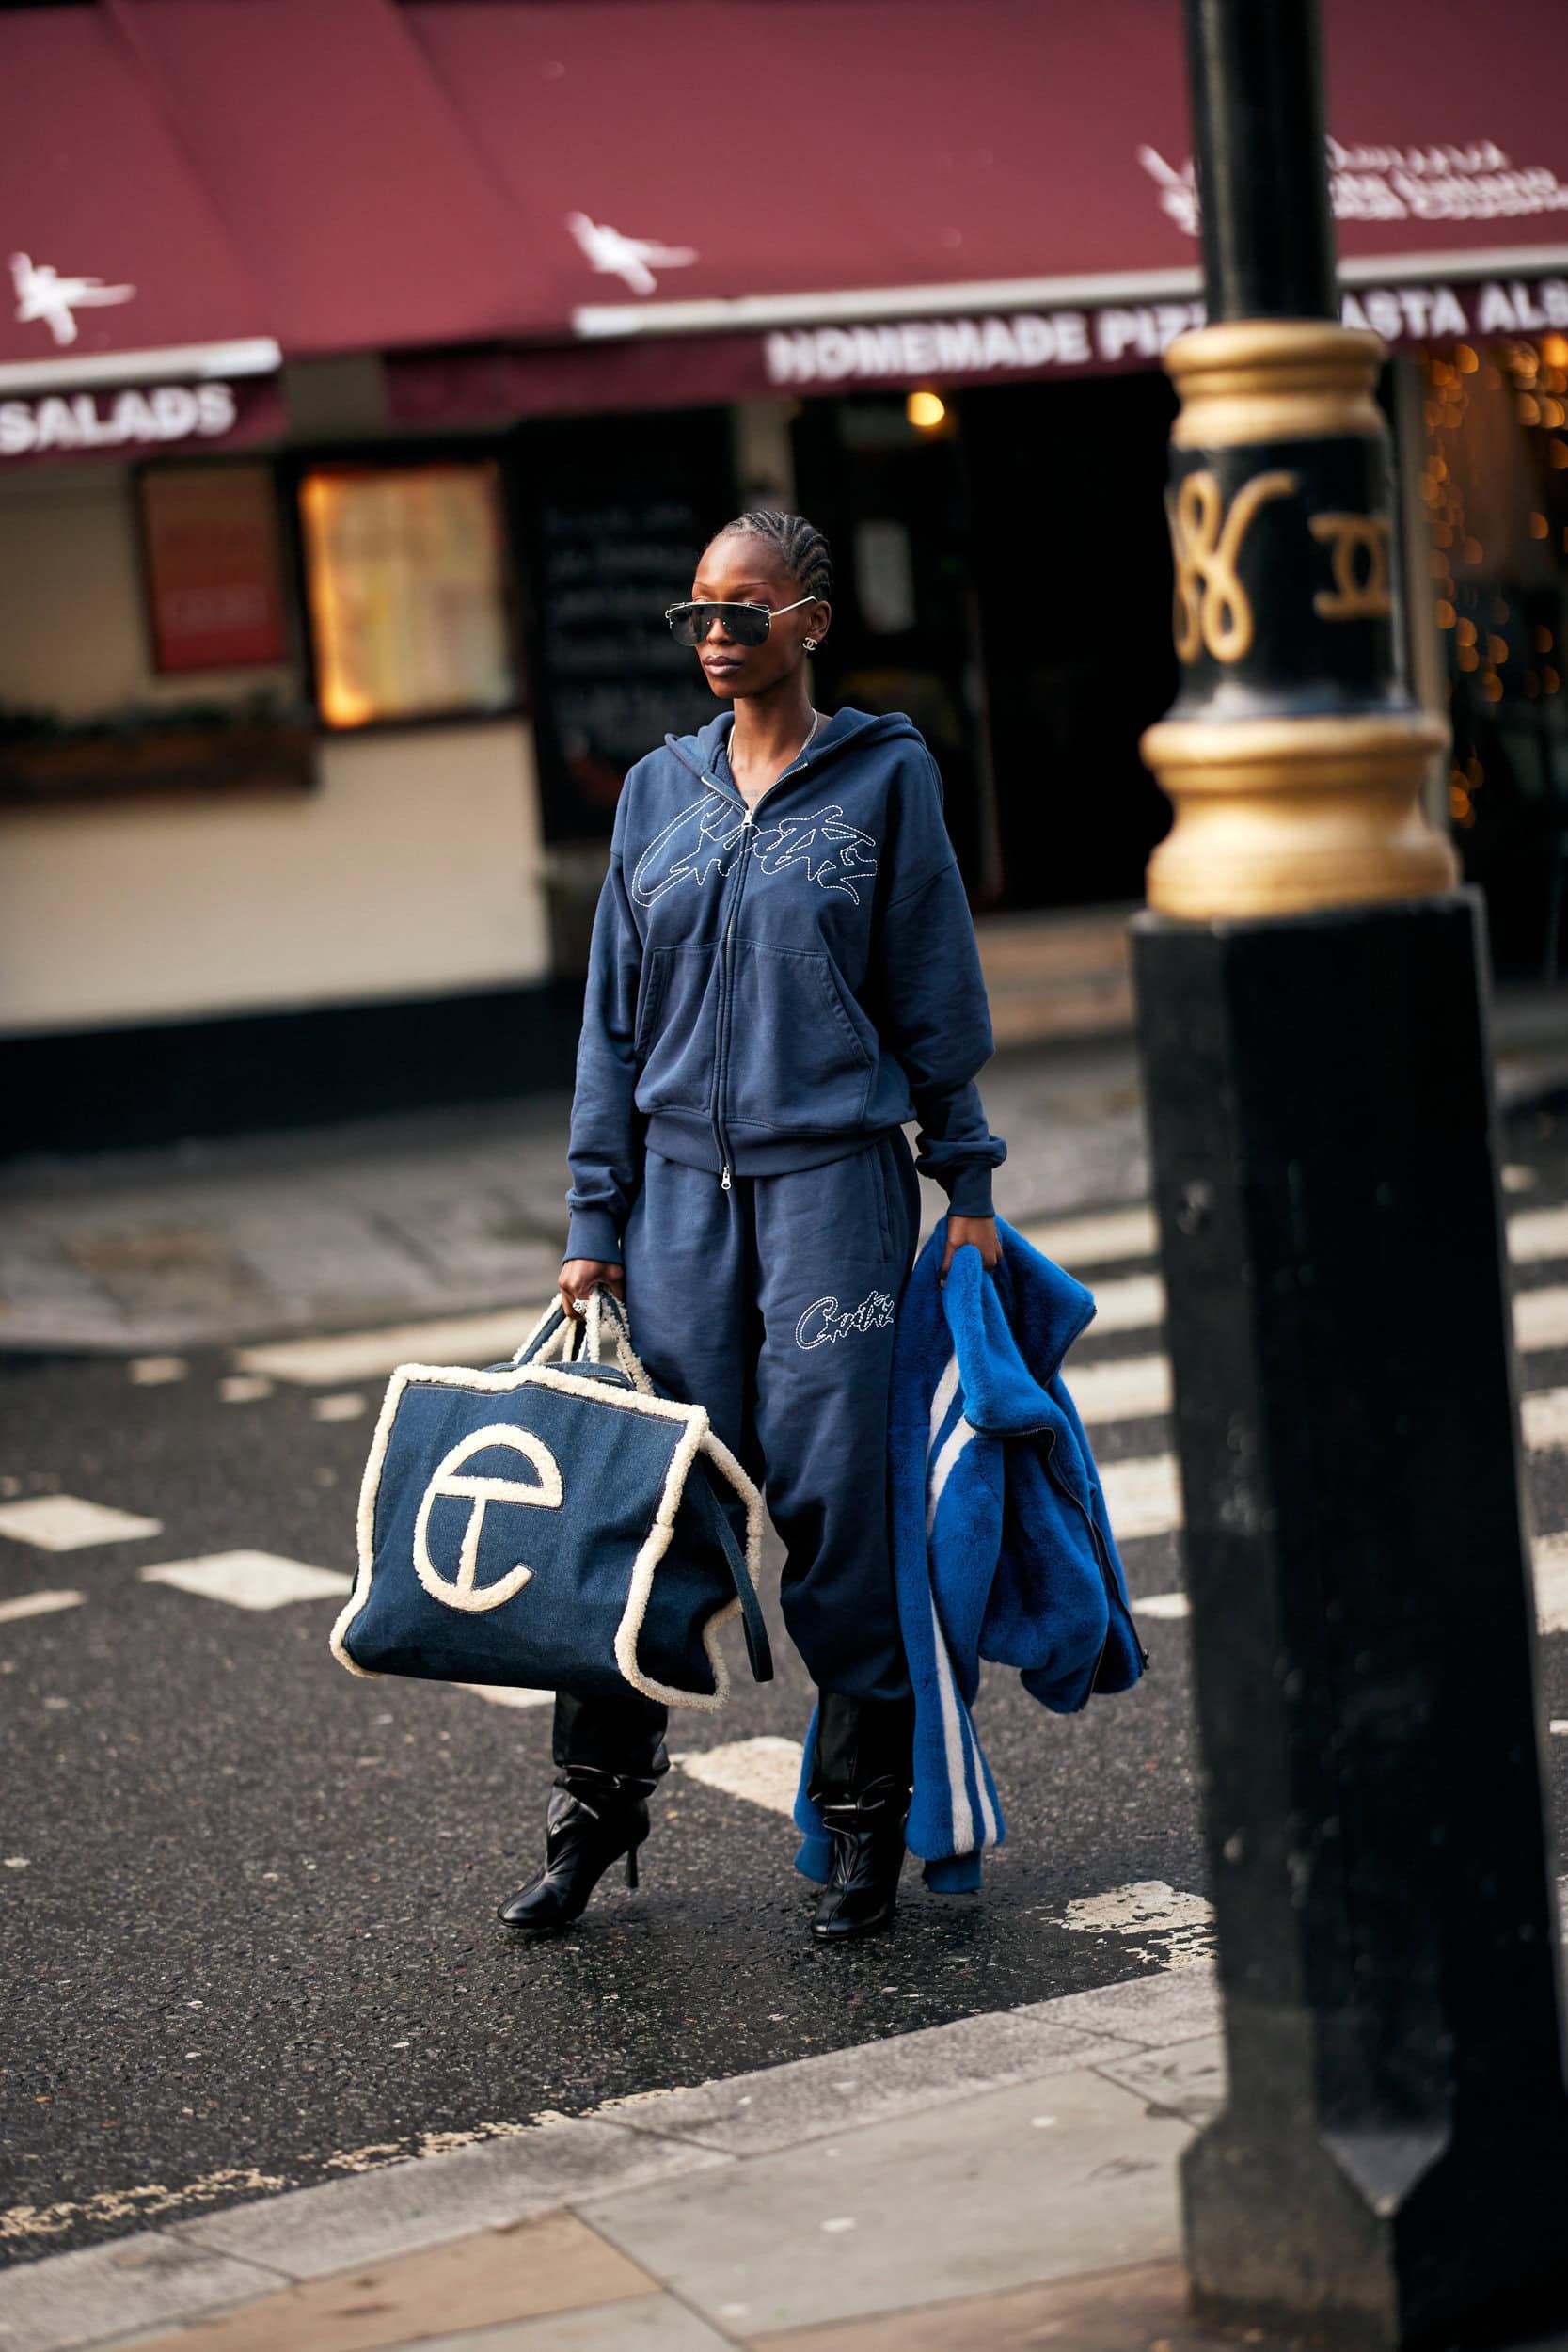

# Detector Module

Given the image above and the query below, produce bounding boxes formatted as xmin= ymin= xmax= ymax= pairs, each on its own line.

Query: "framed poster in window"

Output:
xmin=297 ymin=459 xmax=520 ymax=728
xmin=138 ymin=461 xmax=289 ymax=674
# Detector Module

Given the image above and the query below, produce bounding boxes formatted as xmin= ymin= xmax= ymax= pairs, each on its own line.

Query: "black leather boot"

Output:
xmin=497 ymin=1766 xmax=650 ymax=1932
xmin=808 ymin=1691 xmax=915 ymax=1943
xmin=498 ymin=1692 xmax=668 ymax=1934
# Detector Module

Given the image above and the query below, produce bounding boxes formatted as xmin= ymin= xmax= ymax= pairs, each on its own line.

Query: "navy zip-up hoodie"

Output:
xmin=565 ymin=707 xmax=1006 ymax=1263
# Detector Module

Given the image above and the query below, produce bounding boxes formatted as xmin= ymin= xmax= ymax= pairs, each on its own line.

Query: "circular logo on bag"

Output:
xmin=412 ymin=1424 xmax=563 ymax=1613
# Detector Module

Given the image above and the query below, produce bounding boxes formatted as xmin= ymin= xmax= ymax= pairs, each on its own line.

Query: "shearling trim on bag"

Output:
xmin=331 ymin=1353 xmax=764 ymax=1710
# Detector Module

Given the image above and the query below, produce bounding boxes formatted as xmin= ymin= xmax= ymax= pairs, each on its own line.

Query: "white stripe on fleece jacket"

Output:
xmin=795 ymin=1218 xmax=1148 ymax=1892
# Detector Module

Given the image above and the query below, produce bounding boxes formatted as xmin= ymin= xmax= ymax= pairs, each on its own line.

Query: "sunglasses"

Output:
xmin=664 ymin=595 xmax=816 ymax=649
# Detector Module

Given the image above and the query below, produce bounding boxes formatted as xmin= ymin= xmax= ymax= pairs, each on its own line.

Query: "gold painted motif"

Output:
xmin=1169 ymin=469 xmax=1300 ymax=663
xmin=1309 ymin=511 xmax=1394 ymax=621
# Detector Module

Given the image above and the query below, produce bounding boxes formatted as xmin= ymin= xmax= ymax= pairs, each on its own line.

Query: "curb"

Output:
xmin=0 ymin=1963 xmax=1221 ymax=2352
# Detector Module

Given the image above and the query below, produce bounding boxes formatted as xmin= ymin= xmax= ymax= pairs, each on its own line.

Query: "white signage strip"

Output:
xmin=571 ymin=245 xmax=1568 ymax=343
xmin=0 ymin=336 xmax=281 ymax=397
xmin=1 ymin=381 xmax=256 ymax=460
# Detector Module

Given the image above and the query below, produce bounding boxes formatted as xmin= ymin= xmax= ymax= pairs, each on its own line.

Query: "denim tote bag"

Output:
xmin=331 ymin=1290 xmax=772 ymax=1709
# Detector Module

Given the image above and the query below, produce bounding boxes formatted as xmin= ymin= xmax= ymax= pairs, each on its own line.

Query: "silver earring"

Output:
xmin=803 ymin=636 xmax=818 ymax=652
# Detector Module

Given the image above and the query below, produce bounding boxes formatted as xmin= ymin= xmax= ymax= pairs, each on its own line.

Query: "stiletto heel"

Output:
xmin=498 ymin=1780 xmax=650 ymax=1933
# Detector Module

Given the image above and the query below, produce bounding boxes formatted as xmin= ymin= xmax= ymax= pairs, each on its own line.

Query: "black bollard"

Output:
xmin=1132 ymin=2 xmax=1568 ymax=2344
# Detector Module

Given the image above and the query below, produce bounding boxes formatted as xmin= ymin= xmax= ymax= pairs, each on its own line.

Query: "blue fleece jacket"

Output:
xmin=796 ymin=1222 xmax=1148 ymax=1891
xmin=565 ymin=708 xmax=1006 ymax=1262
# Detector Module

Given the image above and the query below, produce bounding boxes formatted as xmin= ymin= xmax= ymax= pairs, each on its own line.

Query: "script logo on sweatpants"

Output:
xmin=795 ymin=1291 xmax=896 ymax=1350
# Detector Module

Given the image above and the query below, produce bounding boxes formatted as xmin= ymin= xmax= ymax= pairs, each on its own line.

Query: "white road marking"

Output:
xmin=456 ymin=1683 xmax=554 ymax=1710
xmin=236 ymin=1309 xmax=544 ymax=1388
xmin=1136 ymin=1536 xmax=1568 ymax=1639
xmin=0 ymin=1496 xmax=163 ymax=1552
xmin=1503 ymin=1164 xmax=1539 ymax=1193
xmin=1097 ymin=1454 xmax=1182 ymax=1541
xmin=218 ymin=1375 xmax=275 ymax=1405
xmin=128 ymin=1355 xmax=188 ymax=1386
xmin=312 ymin=1392 xmax=367 ymax=1423
xmin=1085 ymin=1272 xmax=1165 ymax=1337
xmin=673 ymin=1735 xmax=804 ymax=1818
xmin=1021 ymin=1205 xmax=1159 ymax=1270
xmin=140 ymin=1551 xmax=351 ymax=1611
xmin=1069 ymin=1353 xmax=1172 ymax=1427
xmin=1062 ymin=1879 xmax=1215 ymax=1968
xmin=1533 ymin=1534 xmax=1568 ymax=1634
xmin=0 ymin=1589 xmax=85 ymax=1625
xmin=1516 ymin=1284 xmax=1568 ymax=1353
xmin=1523 ymin=1386 xmax=1568 ymax=1452
xmin=1551 ymin=1720 xmax=1568 ymax=1735
xmin=1509 ymin=1203 xmax=1568 ymax=1263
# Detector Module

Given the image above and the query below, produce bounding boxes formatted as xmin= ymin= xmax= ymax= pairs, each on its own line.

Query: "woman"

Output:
xmin=499 ymin=511 xmax=1005 ymax=1942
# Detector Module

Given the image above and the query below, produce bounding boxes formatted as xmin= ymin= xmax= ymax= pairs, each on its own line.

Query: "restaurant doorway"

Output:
xmin=793 ymin=373 xmax=1179 ymax=911
xmin=791 ymin=392 xmax=1000 ymax=898
xmin=958 ymin=371 xmax=1179 ymax=910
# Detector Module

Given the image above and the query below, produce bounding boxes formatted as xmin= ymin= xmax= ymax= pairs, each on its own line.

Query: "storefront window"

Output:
xmin=1418 ymin=340 xmax=1568 ymax=974
xmin=297 ymin=459 xmax=518 ymax=728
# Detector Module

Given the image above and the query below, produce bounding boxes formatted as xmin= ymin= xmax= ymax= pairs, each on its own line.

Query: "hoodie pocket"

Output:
xmin=725 ymin=941 xmax=877 ymax=1134
xmin=635 ymin=944 xmax=721 ymax=1115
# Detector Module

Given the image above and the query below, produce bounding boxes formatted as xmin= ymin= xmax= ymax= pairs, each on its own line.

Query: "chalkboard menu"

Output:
xmin=512 ymin=411 xmax=735 ymax=842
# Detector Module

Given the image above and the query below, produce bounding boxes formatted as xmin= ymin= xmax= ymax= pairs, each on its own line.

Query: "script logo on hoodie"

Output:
xmin=632 ymin=789 xmax=879 ymax=909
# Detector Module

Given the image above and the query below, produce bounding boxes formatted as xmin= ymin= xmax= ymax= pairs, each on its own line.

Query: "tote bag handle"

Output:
xmin=512 ymin=1286 xmax=649 ymax=1383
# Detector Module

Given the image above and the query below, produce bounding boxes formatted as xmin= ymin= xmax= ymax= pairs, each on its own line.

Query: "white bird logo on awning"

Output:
xmin=11 ymin=253 xmax=137 ymax=347
xmin=566 ymin=213 xmax=698 ymax=296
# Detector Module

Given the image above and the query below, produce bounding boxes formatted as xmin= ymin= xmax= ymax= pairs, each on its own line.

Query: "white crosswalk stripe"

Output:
xmin=1513 ymin=1285 xmax=1568 ymax=1355
xmin=1097 ymin=1454 xmax=1183 ymax=1541
xmin=1130 ymin=1527 xmax=1568 ymax=1637
xmin=0 ymin=1496 xmax=163 ymax=1552
xmin=1069 ymin=1353 xmax=1172 ymax=1427
xmin=673 ymin=1736 xmax=804 ymax=1817
xmin=1020 ymin=1205 xmax=1159 ymax=1268
xmin=139 ymin=1551 xmax=352 ymax=1611
xmin=1523 ymin=1387 xmax=1568 ymax=1453
xmin=1507 ymin=1204 xmax=1568 ymax=1263
xmin=457 ymin=1683 xmax=554 ymax=1711
xmin=1085 ymin=1272 xmax=1166 ymax=1337
xmin=236 ymin=1311 xmax=540 ymax=1388
xmin=0 ymin=1589 xmax=85 ymax=1625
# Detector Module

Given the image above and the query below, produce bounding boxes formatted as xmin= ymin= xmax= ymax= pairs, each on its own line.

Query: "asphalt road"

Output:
xmin=4 ymin=1116 xmax=1567 ymax=2267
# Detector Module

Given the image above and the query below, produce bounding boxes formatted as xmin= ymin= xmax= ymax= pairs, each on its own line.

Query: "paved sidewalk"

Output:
xmin=5 ymin=1959 xmax=1564 ymax=2352
xmin=0 ymin=1041 xmax=1149 ymax=1357
xmin=5 ymin=978 xmax=1566 ymax=1359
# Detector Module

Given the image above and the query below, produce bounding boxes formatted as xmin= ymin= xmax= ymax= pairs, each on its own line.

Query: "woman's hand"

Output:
xmin=559 ymin=1258 xmax=626 ymax=1318
xmin=940 ymin=1216 xmax=1001 ymax=1286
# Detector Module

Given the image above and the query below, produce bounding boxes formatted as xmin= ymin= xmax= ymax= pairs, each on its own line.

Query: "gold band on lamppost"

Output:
xmin=1141 ymin=316 xmax=1459 ymax=922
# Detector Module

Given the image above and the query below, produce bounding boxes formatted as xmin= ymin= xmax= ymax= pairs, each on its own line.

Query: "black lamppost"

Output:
xmin=1133 ymin=2 xmax=1568 ymax=2343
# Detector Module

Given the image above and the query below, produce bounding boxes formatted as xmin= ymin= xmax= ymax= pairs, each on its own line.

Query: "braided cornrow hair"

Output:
xmin=715 ymin=509 xmax=833 ymax=603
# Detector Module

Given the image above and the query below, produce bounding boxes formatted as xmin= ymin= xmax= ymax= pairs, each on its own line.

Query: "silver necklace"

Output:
xmin=732 ymin=709 xmax=819 ymax=803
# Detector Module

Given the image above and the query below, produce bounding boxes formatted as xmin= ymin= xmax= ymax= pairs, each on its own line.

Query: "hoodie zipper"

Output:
xmin=705 ymin=727 xmax=820 ymax=1195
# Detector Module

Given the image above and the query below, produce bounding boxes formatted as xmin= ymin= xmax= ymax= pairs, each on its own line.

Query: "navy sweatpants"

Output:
xmin=625 ymin=1135 xmax=921 ymax=1704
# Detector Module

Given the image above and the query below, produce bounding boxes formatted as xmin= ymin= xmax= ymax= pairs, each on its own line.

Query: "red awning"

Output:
xmin=391 ymin=0 xmax=1568 ymax=418
xmin=6 ymin=0 xmax=1568 ymax=434
xmin=404 ymin=0 xmax=1568 ymax=319
xmin=0 ymin=6 xmax=275 ymax=392
xmin=100 ymin=0 xmax=557 ymax=356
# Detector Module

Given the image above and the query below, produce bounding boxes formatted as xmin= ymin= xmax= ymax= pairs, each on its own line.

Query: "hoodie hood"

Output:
xmin=665 ymin=706 xmax=927 ymax=788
